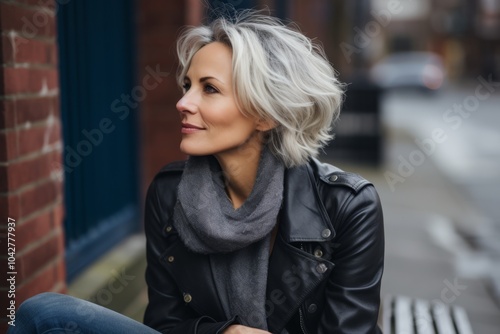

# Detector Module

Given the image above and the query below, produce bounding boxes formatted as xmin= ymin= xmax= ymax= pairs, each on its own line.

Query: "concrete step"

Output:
xmin=68 ymin=234 xmax=147 ymax=319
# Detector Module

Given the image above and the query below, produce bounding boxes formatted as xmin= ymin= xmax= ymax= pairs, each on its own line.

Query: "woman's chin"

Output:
xmin=180 ymin=142 xmax=210 ymax=156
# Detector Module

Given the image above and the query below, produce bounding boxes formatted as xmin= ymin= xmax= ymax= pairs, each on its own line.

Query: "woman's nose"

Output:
xmin=176 ymin=92 xmax=196 ymax=114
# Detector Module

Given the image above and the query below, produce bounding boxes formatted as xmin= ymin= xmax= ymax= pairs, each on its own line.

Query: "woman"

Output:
xmin=10 ymin=10 xmax=384 ymax=334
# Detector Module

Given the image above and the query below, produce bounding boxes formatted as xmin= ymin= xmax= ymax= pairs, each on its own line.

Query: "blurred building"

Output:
xmin=360 ymin=0 xmax=500 ymax=80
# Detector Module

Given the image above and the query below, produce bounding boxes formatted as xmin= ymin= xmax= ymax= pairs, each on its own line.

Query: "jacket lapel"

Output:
xmin=279 ymin=163 xmax=336 ymax=242
xmin=266 ymin=164 xmax=336 ymax=332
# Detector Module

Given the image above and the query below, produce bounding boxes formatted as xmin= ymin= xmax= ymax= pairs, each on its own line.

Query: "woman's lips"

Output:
xmin=181 ymin=123 xmax=205 ymax=134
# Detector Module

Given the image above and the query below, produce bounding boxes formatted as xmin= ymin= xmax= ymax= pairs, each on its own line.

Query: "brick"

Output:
xmin=49 ymin=118 xmax=61 ymax=143
xmin=16 ymin=97 xmax=53 ymax=125
xmin=19 ymin=179 xmax=58 ymax=217
xmin=0 ymin=130 xmax=18 ymax=162
xmin=0 ymin=150 xmax=60 ymax=192
xmin=18 ymin=121 xmax=59 ymax=156
xmin=1 ymin=34 xmax=15 ymax=63
xmin=16 ymin=209 xmax=52 ymax=250
xmin=52 ymin=201 xmax=64 ymax=227
xmin=0 ymin=2 xmax=56 ymax=38
xmin=0 ymin=193 xmax=21 ymax=218
xmin=17 ymin=229 xmax=62 ymax=281
xmin=12 ymin=36 xmax=57 ymax=65
xmin=16 ymin=256 xmax=66 ymax=304
xmin=0 ymin=99 xmax=17 ymax=129
xmin=0 ymin=165 xmax=5 ymax=192
xmin=2 ymin=33 xmax=56 ymax=65
xmin=17 ymin=124 xmax=46 ymax=156
xmin=51 ymin=95 xmax=60 ymax=116
xmin=3 ymin=67 xmax=58 ymax=95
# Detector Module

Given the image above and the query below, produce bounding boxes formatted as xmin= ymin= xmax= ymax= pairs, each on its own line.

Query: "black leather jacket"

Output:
xmin=143 ymin=158 xmax=384 ymax=334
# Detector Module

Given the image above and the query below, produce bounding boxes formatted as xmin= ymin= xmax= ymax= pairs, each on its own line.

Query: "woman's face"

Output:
xmin=176 ymin=42 xmax=265 ymax=157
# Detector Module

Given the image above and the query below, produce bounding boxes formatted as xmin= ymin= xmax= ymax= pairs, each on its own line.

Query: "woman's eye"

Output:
xmin=204 ymin=84 xmax=218 ymax=94
xmin=182 ymin=83 xmax=190 ymax=92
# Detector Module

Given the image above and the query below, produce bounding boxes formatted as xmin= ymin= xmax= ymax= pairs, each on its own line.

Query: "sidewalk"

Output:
xmin=322 ymin=128 xmax=500 ymax=333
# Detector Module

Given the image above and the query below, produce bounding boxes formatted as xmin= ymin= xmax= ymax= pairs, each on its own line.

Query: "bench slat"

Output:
xmin=384 ymin=295 xmax=474 ymax=334
xmin=414 ymin=299 xmax=436 ymax=334
xmin=395 ymin=296 xmax=415 ymax=334
xmin=432 ymin=302 xmax=456 ymax=334
xmin=453 ymin=306 xmax=474 ymax=334
xmin=382 ymin=295 xmax=394 ymax=334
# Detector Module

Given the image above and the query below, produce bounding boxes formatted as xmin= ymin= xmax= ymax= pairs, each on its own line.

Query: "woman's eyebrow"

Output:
xmin=200 ymin=76 xmax=225 ymax=85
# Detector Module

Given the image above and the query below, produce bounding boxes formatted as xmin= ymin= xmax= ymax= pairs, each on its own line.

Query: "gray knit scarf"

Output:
xmin=173 ymin=147 xmax=285 ymax=330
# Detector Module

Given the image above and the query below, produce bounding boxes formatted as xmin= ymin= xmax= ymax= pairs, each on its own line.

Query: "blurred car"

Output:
xmin=370 ymin=52 xmax=446 ymax=92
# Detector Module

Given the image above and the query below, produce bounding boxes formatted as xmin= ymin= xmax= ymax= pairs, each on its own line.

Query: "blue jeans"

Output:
xmin=7 ymin=292 xmax=160 ymax=334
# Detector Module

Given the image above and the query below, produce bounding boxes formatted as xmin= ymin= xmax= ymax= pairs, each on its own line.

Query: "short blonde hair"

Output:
xmin=177 ymin=10 xmax=344 ymax=167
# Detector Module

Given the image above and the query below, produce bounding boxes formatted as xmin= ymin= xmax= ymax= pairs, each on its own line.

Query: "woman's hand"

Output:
xmin=222 ymin=324 xmax=271 ymax=334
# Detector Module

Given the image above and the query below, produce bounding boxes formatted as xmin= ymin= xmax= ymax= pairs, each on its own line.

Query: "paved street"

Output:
xmin=382 ymin=81 xmax=500 ymax=225
xmin=381 ymin=82 xmax=500 ymax=304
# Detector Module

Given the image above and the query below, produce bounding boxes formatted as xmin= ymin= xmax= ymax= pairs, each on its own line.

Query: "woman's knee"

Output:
xmin=11 ymin=293 xmax=87 ymax=333
xmin=8 ymin=293 xmax=64 ymax=333
xmin=18 ymin=292 xmax=67 ymax=313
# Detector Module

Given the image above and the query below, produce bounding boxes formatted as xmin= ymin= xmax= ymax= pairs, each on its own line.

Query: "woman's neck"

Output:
xmin=215 ymin=138 xmax=263 ymax=209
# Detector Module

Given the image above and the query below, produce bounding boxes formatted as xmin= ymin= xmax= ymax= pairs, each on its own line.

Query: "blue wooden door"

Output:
xmin=57 ymin=0 xmax=139 ymax=281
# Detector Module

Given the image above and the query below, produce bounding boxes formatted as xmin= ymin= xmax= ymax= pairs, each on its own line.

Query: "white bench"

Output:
xmin=383 ymin=295 xmax=474 ymax=334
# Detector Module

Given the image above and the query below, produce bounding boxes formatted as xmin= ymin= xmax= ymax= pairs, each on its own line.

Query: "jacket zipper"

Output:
xmin=299 ymin=307 xmax=309 ymax=334
xmin=298 ymin=243 xmax=309 ymax=334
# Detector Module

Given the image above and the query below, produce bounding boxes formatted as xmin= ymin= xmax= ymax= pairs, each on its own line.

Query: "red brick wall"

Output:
xmin=137 ymin=1 xmax=204 ymax=193
xmin=0 ymin=0 xmax=65 ymax=331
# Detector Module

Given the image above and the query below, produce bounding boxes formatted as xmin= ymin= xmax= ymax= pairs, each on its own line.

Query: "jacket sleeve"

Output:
xmin=320 ymin=184 xmax=384 ymax=334
xmin=143 ymin=178 xmax=237 ymax=334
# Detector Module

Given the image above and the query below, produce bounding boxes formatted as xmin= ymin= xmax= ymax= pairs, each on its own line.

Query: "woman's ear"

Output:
xmin=256 ymin=118 xmax=277 ymax=132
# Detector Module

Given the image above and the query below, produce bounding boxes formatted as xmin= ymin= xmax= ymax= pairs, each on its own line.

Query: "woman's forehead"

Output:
xmin=187 ymin=42 xmax=233 ymax=77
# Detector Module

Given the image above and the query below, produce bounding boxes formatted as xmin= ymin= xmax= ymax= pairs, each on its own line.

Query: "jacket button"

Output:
xmin=316 ymin=263 xmax=328 ymax=274
xmin=307 ymin=303 xmax=318 ymax=313
xmin=165 ymin=225 xmax=173 ymax=233
xmin=313 ymin=248 xmax=323 ymax=258
xmin=183 ymin=293 xmax=192 ymax=303
xmin=321 ymin=229 xmax=331 ymax=238
xmin=329 ymin=175 xmax=338 ymax=182
xmin=167 ymin=256 xmax=174 ymax=263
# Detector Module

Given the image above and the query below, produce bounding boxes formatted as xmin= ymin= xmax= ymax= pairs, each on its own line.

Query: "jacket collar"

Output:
xmin=279 ymin=161 xmax=336 ymax=243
